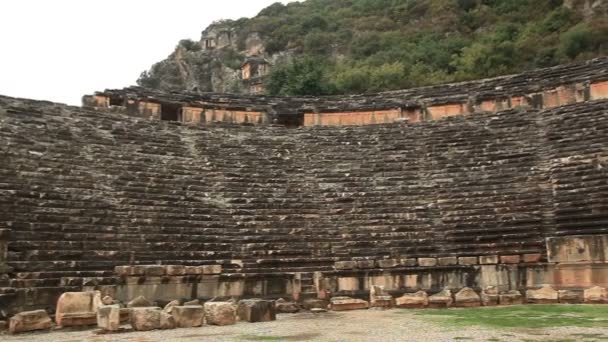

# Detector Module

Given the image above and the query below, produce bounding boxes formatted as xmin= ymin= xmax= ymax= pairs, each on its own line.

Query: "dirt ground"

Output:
xmin=3 ymin=309 xmax=608 ymax=342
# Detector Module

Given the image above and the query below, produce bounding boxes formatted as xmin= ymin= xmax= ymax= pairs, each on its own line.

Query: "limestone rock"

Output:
xmin=9 ymin=310 xmax=52 ymax=334
xmin=454 ymin=287 xmax=481 ymax=307
xmin=128 ymin=296 xmax=154 ymax=308
xmin=499 ymin=290 xmax=524 ymax=305
xmin=370 ymin=285 xmax=394 ymax=308
xmin=527 ymin=285 xmax=558 ymax=304
xmin=172 ymin=305 xmax=204 ymax=328
xmin=130 ymin=307 xmax=162 ymax=331
xmin=481 ymin=286 xmax=499 ymax=306
xmin=97 ymin=304 xmax=120 ymax=332
xmin=102 ymin=296 xmax=114 ymax=306
xmin=275 ymin=298 xmax=299 ymax=313
xmin=395 ymin=291 xmax=428 ymax=308
xmin=160 ymin=312 xmax=176 ymax=330
xmin=428 ymin=289 xmax=453 ymax=308
xmin=558 ymin=290 xmax=583 ymax=304
xmin=55 ymin=291 xmax=102 ymax=327
xmin=584 ymin=286 xmax=608 ymax=304
xmin=163 ymin=300 xmax=180 ymax=314
xmin=329 ymin=296 xmax=370 ymax=311
xmin=204 ymin=302 xmax=237 ymax=326
xmin=237 ymin=299 xmax=276 ymax=323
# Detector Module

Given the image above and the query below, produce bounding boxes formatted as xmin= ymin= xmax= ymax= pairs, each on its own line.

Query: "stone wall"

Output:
xmin=0 ymin=94 xmax=607 ymax=317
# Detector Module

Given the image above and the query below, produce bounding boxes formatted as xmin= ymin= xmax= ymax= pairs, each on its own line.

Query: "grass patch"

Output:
xmin=407 ymin=305 xmax=608 ymax=329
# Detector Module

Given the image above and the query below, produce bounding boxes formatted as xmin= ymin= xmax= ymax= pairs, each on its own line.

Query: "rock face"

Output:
xmin=329 ymin=297 xmax=370 ymax=311
xmin=204 ymin=302 xmax=237 ymax=326
xmin=428 ymin=289 xmax=453 ymax=309
xmin=584 ymin=286 xmax=608 ymax=304
xmin=237 ymin=299 xmax=276 ymax=323
xmin=454 ymin=288 xmax=481 ymax=307
xmin=97 ymin=304 xmax=120 ymax=331
xmin=172 ymin=306 xmax=204 ymax=328
xmin=9 ymin=310 xmax=52 ymax=334
xmin=527 ymin=285 xmax=559 ymax=304
xmin=395 ymin=291 xmax=429 ymax=309
xmin=55 ymin=291 xmax=102 ymax=327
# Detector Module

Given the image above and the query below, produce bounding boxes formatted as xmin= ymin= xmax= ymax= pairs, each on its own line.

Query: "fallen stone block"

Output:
xmin=527 ymin=285 xmax=558 ymax=304
xmin=275 ymin=298 xmax=300 ymax=313
xmin=454 ymin=287 xmax=481 ymax=307
xmin=499 ymin=291 xmax=524 ymax=305
xmin=395 ymin=291 xmax=428 ymax=308
xmin=204 ymin=302 xmax=236 ymax=326
xmin=329 ymin=296 xmax=369 ymax=311
xmin=172 ymin=305 xmax=204 ymax=328
xmin=558 ymin=290 xmax=584 ymax=304
xmin=163 ymin=300 xmax=180 ymax=314
xmin=130 ymin=307 xmax=162 ymax=331
xmin=370 ymin=285 xmax=393 ymax=308
xmin=9 ymin=310 xmax=52 ymax=334
xmin=56 ymin=291 xmax=102 ymax=327
xmin=428 ymin=289 xmax=453 ymax=308
xmin=128 ymin=295 xmax=154 ymax=308
xmin=481 ymin=286 xmax=499 ymax=306
xmin=160 ymin=312 xmax=176 ymax=330
xmin=97 ymin=304 xmax=120 ymax=332
xmin=238 ymin=299 xmax=276 ymax=322
xmin=584 ymin=286 xmax=608 ymax=304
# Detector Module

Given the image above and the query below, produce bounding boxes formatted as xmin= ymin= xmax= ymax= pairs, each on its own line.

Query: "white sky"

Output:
xmin=0 ymin=0 xmax=294 ymax=105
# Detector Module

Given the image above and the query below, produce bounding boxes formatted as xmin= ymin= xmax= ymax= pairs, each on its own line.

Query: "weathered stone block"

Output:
xmin=377 ymin=259 xmax=399 ymax=268
xmin=201 ymin=265 xmax=223 ymax=275
xmin=55 ymin=291 xmax=102 ymax=327
xmin=558 ymin=290 xmax=583 ymax=304
xmin=370 ymin=285 xmax=393 ymax=308
xmin=275 ymin=298 xmax=299 ymax=313
xmin=160 ymin=312 xmax=176 ymax=330
xmin=499 ymin=291 xmax=524 ymax=305
xmin=9 ymin=310 xmax=52 ymax=334
xmin=458 ymin=257 xmax=478 ymax=266
xmin=400 ymin=258 xmax=417 ymax=267
xmin=479 ymin=255 xmax=499 ymax=265
xmin=418 ymin=258 xmax=437 ymax=267
xmin=547 ymin=235 xmax=608 ymax=263
xmin=438 ymin=257 xmax=458 ymax=266
xmin=329 ymin=296 xmax=369 ymax=311
xmin=454 ymin=287 xmax=481 ymax=307
xmin=97 ymin=304 xmax=120 ymax=331
xmin=500 ymin=255 xmax=521 ymax=264
xmin=395 ymin=291 xmax=428 ymax=308
xmin=527 ymin=285 xmax=558 ymax=304
xmin=481 ymin=286 xmax=499 ymax=306
xmin=128 ymin=295 xmax=154 ymax=308
xmin=428 ymin=289 xmax=453 ymax=308
xmin=356 ymin=260 xmax=375 ymax=269
xmin=334 ymin=261 xmax=357 ymax=270
xmin=522 ymin=254 xmax=542 ymax=263
xmin=130 ymin=307 xmax=162 ymax=331
xmin=204 ymin=302 xmax=236 ymax=326
xmin=584 ymin=286 xmax=608 ymax=304
xmin=172 ymin=306 xmax=204 ymax=328
xmin=301 ymin=298 xmax=327 ymax=310
xmin=163 ymin=300 xmax=180 ymax=314
xmin=165 ymin=265 xmax=186 ymax=276
xmin=237 ymin=299 xmax=276 ymax=322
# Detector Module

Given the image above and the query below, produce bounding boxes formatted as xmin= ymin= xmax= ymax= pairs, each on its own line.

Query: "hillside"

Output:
xmin=136 ymin=0 xmax=608 ymax=96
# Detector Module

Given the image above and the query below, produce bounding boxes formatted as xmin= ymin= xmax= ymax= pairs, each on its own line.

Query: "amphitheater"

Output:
xmin=0 ymin=57 xmax=607 ymax=339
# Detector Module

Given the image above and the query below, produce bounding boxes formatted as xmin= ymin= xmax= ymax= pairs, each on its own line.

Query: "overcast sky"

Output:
xmin=0 ymin=0 xmax=294 ymax=105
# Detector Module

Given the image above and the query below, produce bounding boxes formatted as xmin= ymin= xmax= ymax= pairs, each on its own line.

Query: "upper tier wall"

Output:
xmin=85 ymin=57 xmax=608 ymax=127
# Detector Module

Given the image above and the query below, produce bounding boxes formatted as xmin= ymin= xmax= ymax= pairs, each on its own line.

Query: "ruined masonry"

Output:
xmin=0 ymin=57 xmax=607 ymax=324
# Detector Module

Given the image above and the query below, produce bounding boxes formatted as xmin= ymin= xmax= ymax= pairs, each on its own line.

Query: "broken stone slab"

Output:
xmin=301 ymin=298 xmax=328 ymax=310
xmin=9 ymin=310 xmax=52 ymax=334
xmin=160 ymin=312 xmax=176 ymax=330
xmin=499 ymin=291 xmax=524 ymax=305
xmin=527 ymin=285 xmax=558 ymax=304
xmin=395 ymin=291 xmax=429 ymax=309
xmin=329 ymin=296 xmax=370 ymax=311
xmin=454 ymin=287 xmax=481 ymax=307
xmin=97 ymin=304 xmax=120 ymax=332
xmin=128 ymin=295 xmax=154 ymax=308
xmin=428 ymin=289 xmax=453 ymax=309
xmin=237 ymin=299 xmax=276 ymax=322
xmin=558 ymin=290 xmax=584 ymax=304
xmin=584 ymin=286 xmax=608 ymax=304
xmin=130 ymin=307 xmax=162 ymax=331
xmin=55 ymin=291 xmax=102 ymax=327
xmin=204 ymin=302 xmax=237 ymax=326
xmin=172 ymin=306 xmax=204 ymax=328
xmin=275 ymin=298 xmax=300 ymax=313
xmin=370 ymin=285 xmax=393 ymax=309
xmin=163 ymin=300 xmax=180 ymax=314
xmin=481 ymin=286 xmax=499 ymax=306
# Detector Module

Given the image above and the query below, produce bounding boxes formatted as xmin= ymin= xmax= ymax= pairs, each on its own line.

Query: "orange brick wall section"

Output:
xmin=303 ymin=109 xmax=403 ymax=126
xmin=205 ymin=109 xmax=264 ymax=125
xmin=590 ymin=81 xmax=608 ymax=100
xmin=93 ymin=95 xmax=110 ymax=108
xmin=543 ymin=86 xmax=577 ymax=108
xmin=427 ymin=103 xmax=469 ymax=120
xmin=138 ymin=101 xmax=161 ymax=120
xmin=182 ymin=107 xmax=204 ymax=124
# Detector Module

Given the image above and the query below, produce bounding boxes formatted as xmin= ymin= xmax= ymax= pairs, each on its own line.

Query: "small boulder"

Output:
xmin=237 ymin=299 xmax=276 ymax=323
xmin=584 ymin=286 xmax=608 ymax=304
xmin=55 ymin=291 xmax=102 ymax=327
xmin=172 ymin=306 xmax=204 ymax=328
xmin=454 ymin=287 xmax=481 ymax=307
xmin=275 ymin=298 xmax=300 ymax=314
xmin=9 ymin=310 xmax=52 ymax=334
xmin=130 ymin=307 xmax=162 ymax=331
xmin=204 ymin=302 xmax=237 ymax=326
xmin=558 ymin=290 xmax=583 ymax=304
xmin=395 ymin=291 xmax=428 ymax=309
xmin=128 ymin=296 xmax=154 ymax=308
xmin=97 ymin=304 xmax=120 ymax=332
xmin=329 ymin=297 xmax=370 ymax=311
xmin=499 ymin=290 xmax=524 ymax=305
xmin=428 ymin=289 xmax=453 ymax=308
xmin=527 ymin=285 xmax=558 ymax=304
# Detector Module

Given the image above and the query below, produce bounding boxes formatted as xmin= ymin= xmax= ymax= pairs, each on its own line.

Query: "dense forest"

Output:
xmin=137 ymin=0 xmax=608 ymax=95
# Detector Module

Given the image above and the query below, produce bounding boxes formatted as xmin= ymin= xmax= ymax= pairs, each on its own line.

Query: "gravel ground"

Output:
xmin=2 ymin=309 xmax=608 ymax=342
